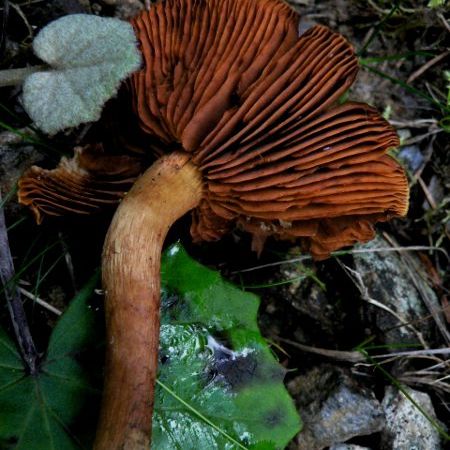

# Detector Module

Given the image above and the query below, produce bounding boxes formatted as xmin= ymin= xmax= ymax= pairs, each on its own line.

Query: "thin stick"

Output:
xmin=276 ymin=337 xmax=364 ymax=363
xmin=59 ymin=232 xmax=77 ymax=292
xmin=438 ymin=12 xmax=450 ymax=33
xmin=233 ymin=246 xmax=447 ymax=274
xmin=407 ymin=51 xmax=449 ymax=84
xmin=358 ymin=2 xmax=399 ymax=56
xmin=18 ymin=286 xmax=62 ymax=316
xmin=418 ymin=176 xmax=437 ymax=209
xmin=401 ymin=128 xmax=442 ymax=146
xmin=0 ymin=0 xmax=9 ymax=57
xmin=390 ymin=118 xmax=438 ymax=128
xmin=277 ymin=338 xmax=450 ymax=363
xmin=382 ymin=233 xmax=450 ymax=345
xmin=0 ymin=64 xmax=47 ymax=87
xmin=338 ymin=260 xmax=427 ymax=348
xmin=0 ymin=193 xmax=39 ymax=374
xmin=372 ymin=348 xmax=450 ymax=359
xmin=9 ymin=2 xmax=33 ymax=40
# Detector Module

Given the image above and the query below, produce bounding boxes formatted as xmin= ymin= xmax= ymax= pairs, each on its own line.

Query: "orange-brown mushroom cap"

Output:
xmin=18 ymin=144 xmax=144 ymax=223
xmin=18 ymin=0 xmax=409 ymax=259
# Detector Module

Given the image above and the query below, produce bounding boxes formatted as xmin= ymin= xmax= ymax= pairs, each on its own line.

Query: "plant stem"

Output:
xmin=94 ymin=152 xmax=203 ymax=450
xmin=0 ymin=65 xmax=47 ymax=87
xmin=0 ymin=193 xmax=39 ymax=375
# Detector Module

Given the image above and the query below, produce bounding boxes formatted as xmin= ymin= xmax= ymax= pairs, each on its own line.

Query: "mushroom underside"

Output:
xmin=19 ymin=0 xmax=408 ymax=260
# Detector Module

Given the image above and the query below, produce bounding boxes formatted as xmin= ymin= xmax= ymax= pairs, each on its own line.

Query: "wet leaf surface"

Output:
xmin=154 ymin=243 xmax=301 ymax=449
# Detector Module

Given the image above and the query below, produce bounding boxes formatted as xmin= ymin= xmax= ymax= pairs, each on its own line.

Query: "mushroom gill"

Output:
xmin=18 ymin=144 xmax=143 ymax=223
xmin=17 ymin=0 xmax=409 ymax=448
xmin=129 ymin=0 xmax=409 ymax=259
xmin=19 ymin=0 xmax=408 ymax=260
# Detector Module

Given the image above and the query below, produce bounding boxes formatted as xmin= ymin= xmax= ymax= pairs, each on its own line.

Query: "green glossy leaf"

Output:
xmin=22 ymin=14 xmax=141 ymax=134
xmin=0 ymin=245 xmax=300 ymax=449
xmin=0 ymin=273 xmax=100 ymax=450
xmin=153 ymin=243 xmax=301 ymax=449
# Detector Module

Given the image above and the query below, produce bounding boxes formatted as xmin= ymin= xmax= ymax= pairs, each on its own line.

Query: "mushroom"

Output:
xmin=18 ymin=0 xmax=409 ymax=448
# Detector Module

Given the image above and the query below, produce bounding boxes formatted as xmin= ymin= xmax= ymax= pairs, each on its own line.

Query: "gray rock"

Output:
xmin=381 ymin=386 xmax=443 ymax=450
xmin=0 ymin=132 xmax=45 ymax=216
xmin=422 ymin=175 xmax=444 ymax=211
xmin=398 ymin=145 xmax=424 ymax=172
xmin=353 ymin=236 xmax=439 ymax=346
xmin=289 ymin=366 xmax=384 ymax=450
xmin=273 ymin=254 xmax=346 ymax=339
xmin=0 ymin=139 xmax=44 ymax=195
xmin=281 ymin=274 xmax=344 ymax=337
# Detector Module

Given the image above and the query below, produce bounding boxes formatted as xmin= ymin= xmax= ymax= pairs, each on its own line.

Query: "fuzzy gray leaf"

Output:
xmin=22 ymin=14 xmax=141 ymax=134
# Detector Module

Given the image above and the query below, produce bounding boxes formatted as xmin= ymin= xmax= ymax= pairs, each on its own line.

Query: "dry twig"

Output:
xmin=0 ymin=193 xmax=39 ymax=374
xmin=407 ymin=52 xmax=450 ymax=84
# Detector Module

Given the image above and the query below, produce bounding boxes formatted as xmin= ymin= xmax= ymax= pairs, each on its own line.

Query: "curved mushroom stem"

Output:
xmin=94 ymin=151 xmax=203 ymax=450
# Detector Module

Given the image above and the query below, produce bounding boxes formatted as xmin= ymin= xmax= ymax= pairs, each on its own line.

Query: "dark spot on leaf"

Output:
xmin=215 ymin=353 xmax=258 ymax=390
xmin=263 ymin=362 xmax=286 ymax=384
xmin=211 ymin=331 xmax=233 ymax=349
xmin=263 ymin=407 xmax=284 ymax=428
xmin=160 ymin=354 xmax=170 ymax=364
xmin=204 ymin=367 xmax=218 ymax=385
xmin=161 ymin=292 xmax=179 ymax=310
